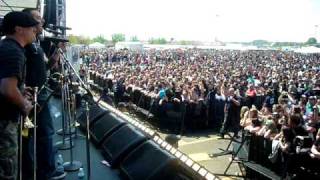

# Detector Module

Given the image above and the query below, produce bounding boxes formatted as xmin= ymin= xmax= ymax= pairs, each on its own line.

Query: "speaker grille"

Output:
xmin=90 ymin=113 xmax=126 ymax=145
xmin=102 ymin=125 xmax=148 ymax=167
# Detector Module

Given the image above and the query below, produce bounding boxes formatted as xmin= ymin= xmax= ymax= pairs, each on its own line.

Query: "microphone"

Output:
xmin=43 ymin=36 xmax=69 ymax=44
xmin=47 ymin=24 xmax=72 ymax=30
xmin=44 ymin=28 xmax=63 ymax=35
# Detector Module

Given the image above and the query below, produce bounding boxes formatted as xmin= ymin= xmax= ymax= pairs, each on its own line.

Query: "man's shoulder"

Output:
xmin=0 ymin=39 xmax=24 ymax=56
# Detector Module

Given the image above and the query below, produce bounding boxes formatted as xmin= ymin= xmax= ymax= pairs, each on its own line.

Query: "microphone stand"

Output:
xmin=33 ymin=87 xmax=38 ymax=180
xmin=63 ymin=79 xmax=82 ymax=172
xmin=85 ymin=102 xmax=91 ymax=180
xmin=55 ymin=52 xmax=74 ymax=150
xmin=19 ymin=116 xmax=23 ymax=180
xmin=58 ymin=48 xmax=92 ymax=179
xmin=58 ymin=48 xmax=96 ymax=105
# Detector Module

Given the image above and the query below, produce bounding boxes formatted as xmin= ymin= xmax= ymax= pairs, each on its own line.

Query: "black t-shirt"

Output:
xmin=264 ymin=95 xmax=275 ymax=109
xmin=293 ymin=125 xmax=308 ymax=136
xmin=25 ymin=43 xmax=47 ymax=88
xmin=227 ymin=96 xmax=241 ymax=120
xmin=0 ymin=38 xmax=26 ymax=121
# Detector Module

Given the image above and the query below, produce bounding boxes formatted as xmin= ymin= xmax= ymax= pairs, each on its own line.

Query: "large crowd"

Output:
xmin=80 ymin=47 xmax=320 ymax=178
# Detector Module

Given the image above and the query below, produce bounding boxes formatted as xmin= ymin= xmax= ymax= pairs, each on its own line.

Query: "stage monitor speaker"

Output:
xmin=78 ymin=105 xmax=108 ymax=130
xmin=90 ymin=112 xmax=126 ymax=145
xmin=120 ymin=140 xmax=180 ymax=180
xmin=101 ymin=124 xmax=148 ymax=168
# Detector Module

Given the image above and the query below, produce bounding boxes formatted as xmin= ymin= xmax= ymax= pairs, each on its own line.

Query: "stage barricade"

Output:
xmin=244 ymin=132 xmax=320 ymax=180
xmin=120 ymin=87 xmax=207 ymax=131
xmin=89 ymin=80 xmax=256 ymax=131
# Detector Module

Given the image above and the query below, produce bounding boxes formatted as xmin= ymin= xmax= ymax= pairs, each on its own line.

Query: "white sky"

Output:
xmin=66 ymin=0 xmax=320 ymax=42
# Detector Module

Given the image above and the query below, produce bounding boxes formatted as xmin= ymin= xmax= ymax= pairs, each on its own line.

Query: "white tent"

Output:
xmin=0 ymin=0 xmax=38 ymax=16
xmin=89 ymin=42 xmax=105 ymax=49
xmin=295 ymin=46 xmax=320 ymax=54
xmin=115 ymin=42 xmax=143 ymax=51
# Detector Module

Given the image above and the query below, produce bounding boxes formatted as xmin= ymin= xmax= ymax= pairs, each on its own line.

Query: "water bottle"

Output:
xmin=57 ymin=154 xmax=64 ymax=166
xmin=78 ymin=168 xmax=85 ymax=179
xmin=56 ymin=154 xmax=64 ymax=172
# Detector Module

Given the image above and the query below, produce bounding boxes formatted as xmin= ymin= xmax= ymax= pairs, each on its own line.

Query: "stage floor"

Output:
xmin=50 ymin=98 xmax=121 ymax=180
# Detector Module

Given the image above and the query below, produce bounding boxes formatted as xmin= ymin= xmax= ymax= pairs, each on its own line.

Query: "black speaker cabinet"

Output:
xmin=120 ymin=140 xmax=180 ymax=180
xmin=90 ymin=112 xmax=126 ymax=145
xmin=78 ymin=105 xmax=108 ymax=130
xmin=101 ymin=124 xmax=148 ymax=168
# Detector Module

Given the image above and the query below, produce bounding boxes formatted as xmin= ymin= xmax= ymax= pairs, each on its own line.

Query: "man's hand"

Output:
xmin=0 ymin=77 xmax=34 ymax=116
xmin=23 ymin=87 xmax=33 ymax=101
xmin=22 ymin=99 xmax=33 ymax=116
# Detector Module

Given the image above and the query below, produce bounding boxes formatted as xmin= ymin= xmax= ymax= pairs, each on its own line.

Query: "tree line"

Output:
xmin=67 ymin=34 xmax=318 ymax=47
xmin=68 ymin=34 xmax=169 ymax=45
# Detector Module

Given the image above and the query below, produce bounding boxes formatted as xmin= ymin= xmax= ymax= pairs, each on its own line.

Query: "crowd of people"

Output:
xmin=82 ymin=47 xmax=320 ymax=178
xmin=1 ymin=4 xmax=319 ymax=180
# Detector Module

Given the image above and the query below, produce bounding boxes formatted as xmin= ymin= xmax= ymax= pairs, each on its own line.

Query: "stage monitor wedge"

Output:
xmin=120 ymin=140 xmax=181 ymax=180
xmin=90 ymin=112 xmax=126 ymax=145
xmin=101 ymin=124 xmax=148 ymax=168
xmin=78 ymin=104 xmax=108 ymax=130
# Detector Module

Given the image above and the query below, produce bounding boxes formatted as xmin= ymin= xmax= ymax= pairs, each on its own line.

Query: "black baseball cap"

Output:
xmin=2 ymin=11 xmax=39 ymax=34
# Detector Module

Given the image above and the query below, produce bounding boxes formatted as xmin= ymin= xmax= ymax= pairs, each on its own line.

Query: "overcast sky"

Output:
xmin=66 ymin=0 xmax=320 ymax=42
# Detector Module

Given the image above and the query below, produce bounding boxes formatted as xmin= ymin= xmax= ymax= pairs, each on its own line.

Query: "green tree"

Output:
xmin=68 ymin=34 xmax=79 ymax=44
xmin=78 ymin=36 xmax=92 ymax=45
xmin=149 ymin=37 xmax=167 ymax=44
xmin=306 ymin=37 xmax=317 ymax=45
xmin=178 ymin=40 xmax=195 ymax=45
xmin=112 ymin=33 xmax=126 ymax=43
xmin=92 ymin=35 xmax=107 ymax=44
xmin=130 ymin=36 xmax=139 ymax=42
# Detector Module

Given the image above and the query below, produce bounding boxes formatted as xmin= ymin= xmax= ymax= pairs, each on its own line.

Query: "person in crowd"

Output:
xmin=219 ymin=88 xmax=241 ymax=138
xmin=264 ymin=89 xmax=276 ymax=112
xmin=239 ymin=106 xmax=250 ymax=127
xmin=246 ymin=84 xmax=257 ymax=108
xmin=262 ymin=115 xmax=279 ymax=139
xmin=0 ymin=11 xmax=37 ymax=180
xmin=244 ymin=107 xmax=262 ymax=134
xmin=275 ymin=126 xmax=295 ymax=154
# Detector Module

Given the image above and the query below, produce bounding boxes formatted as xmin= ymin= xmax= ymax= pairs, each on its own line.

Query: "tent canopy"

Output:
xmin=0 ymin=0 xmax=38 ymax=16
xmin=295 ymin=46 xmax=320 ymax=54
xmin=89 ymin=42 xmax=105 ymax=48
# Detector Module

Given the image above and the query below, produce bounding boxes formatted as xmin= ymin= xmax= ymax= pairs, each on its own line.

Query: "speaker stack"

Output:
xmin=101 ymin=124 xmax=148 ymax=168
xmin=78 ymin=104 xmax=218 ymax=180
xmin=89 ymin=112 xmax=126 ymax=145
xmin=77 ymin=104 xmax=108 ymax=130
